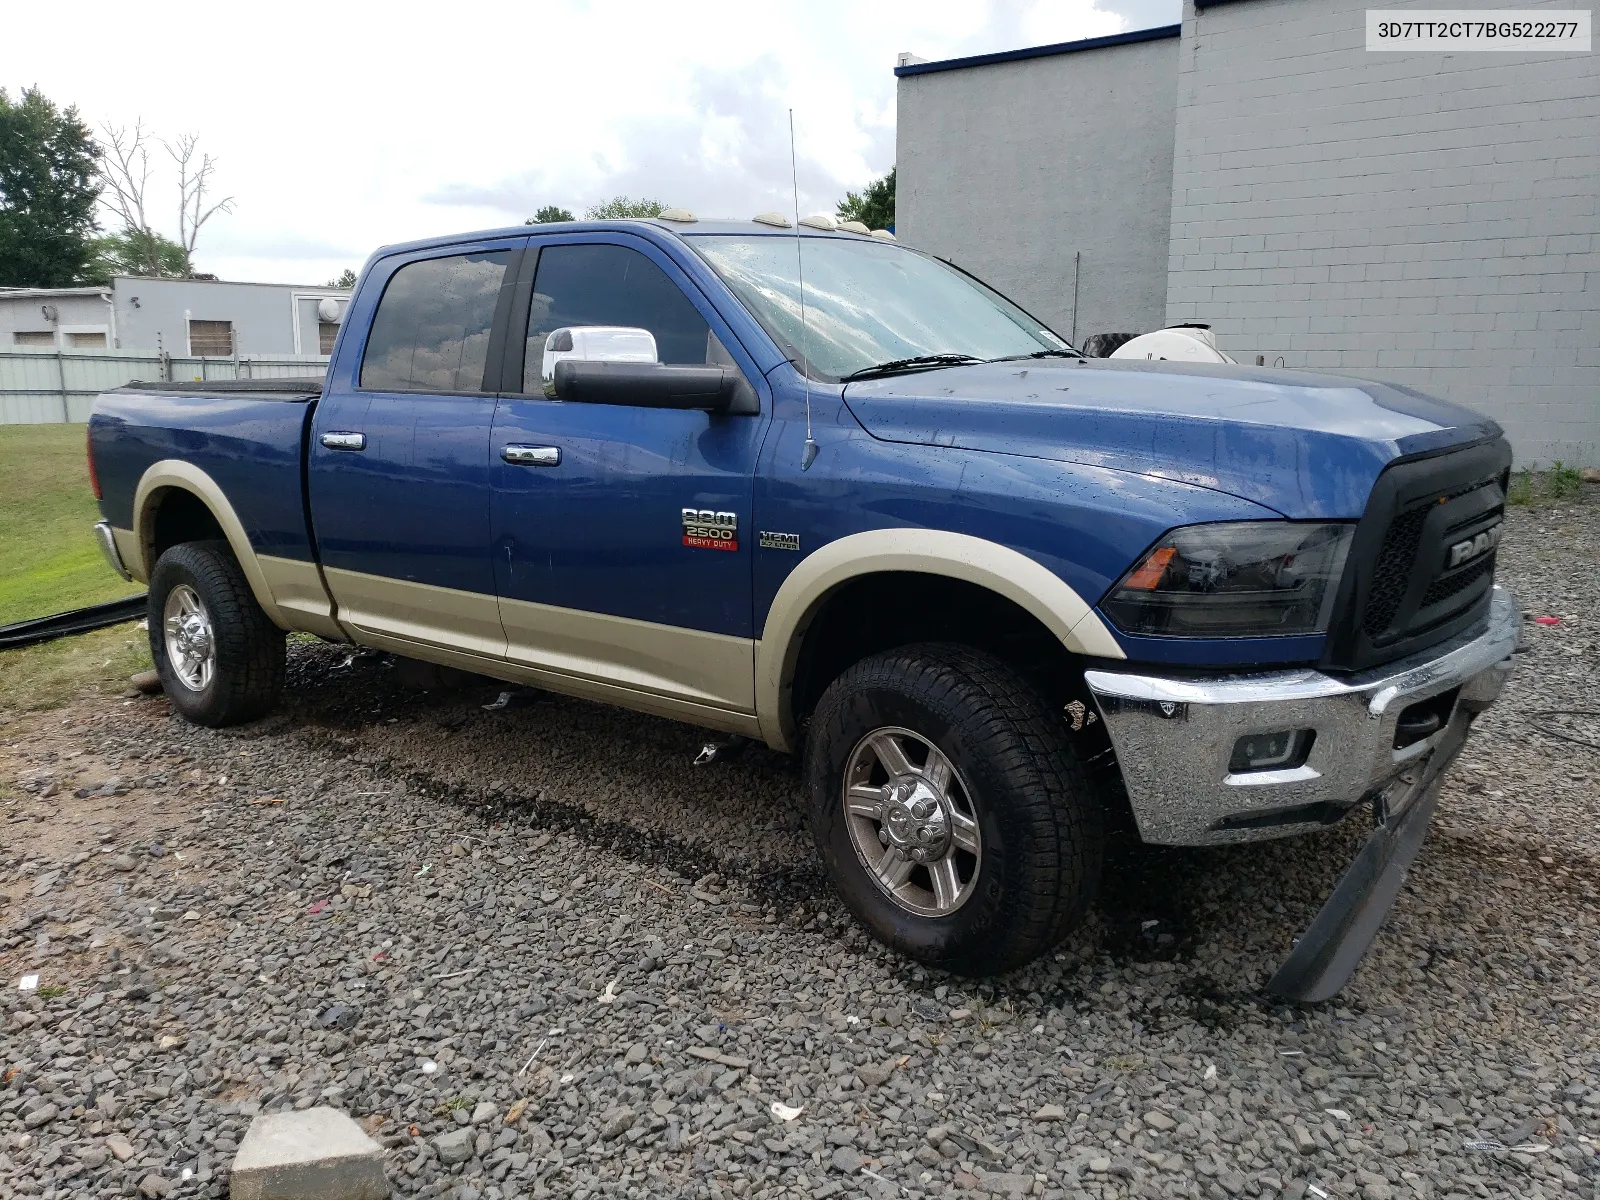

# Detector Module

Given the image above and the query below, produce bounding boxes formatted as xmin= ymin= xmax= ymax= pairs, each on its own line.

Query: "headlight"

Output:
xmin=1102 ymin=522 xmax=1354 ymax=638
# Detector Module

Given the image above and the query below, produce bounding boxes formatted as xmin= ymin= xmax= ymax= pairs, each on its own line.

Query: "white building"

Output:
xmin=898 ymin=0 xmax=1600 ymax=465
xmin=0 ymin=276 xmax=350 ymax=357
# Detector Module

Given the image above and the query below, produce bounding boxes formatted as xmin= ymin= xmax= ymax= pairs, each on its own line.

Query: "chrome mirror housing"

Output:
xmin=541 ymin=326 xmax=658 ymax=394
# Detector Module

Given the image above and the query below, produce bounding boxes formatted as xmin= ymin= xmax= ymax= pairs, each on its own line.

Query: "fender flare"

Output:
xmin=131 ymin=460 xmax=292 ymax=631
xmin=754 ymin=528 xmax=1125 ymax=751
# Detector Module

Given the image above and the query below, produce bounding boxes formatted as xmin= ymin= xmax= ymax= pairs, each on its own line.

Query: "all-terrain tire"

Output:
xmin=805 ymin=643 xmax=1105 ymax=975
xmin=148 ymin=540 xmax=285 ymax=727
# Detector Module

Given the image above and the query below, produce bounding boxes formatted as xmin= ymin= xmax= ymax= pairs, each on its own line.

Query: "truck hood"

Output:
xmin=842 ymin=358 xmax=1502 ymax=519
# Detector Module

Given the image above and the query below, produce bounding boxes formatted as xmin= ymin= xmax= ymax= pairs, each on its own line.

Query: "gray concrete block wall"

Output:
xmin=897 ymin=34 xmax=1179 ymax=342
xmin=1168 ymin=0 xmax=1600 ymax=465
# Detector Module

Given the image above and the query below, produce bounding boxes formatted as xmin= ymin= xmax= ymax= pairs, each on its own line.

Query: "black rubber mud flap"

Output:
xmin=1267 ymin=723 xmax=1467 ymax=1004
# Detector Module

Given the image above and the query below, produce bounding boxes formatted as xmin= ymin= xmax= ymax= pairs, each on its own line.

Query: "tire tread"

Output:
xmin=807 ymin=642 xmax=1104 ymax=973
xmin=148 ymin=540 xmax=285 ymax=727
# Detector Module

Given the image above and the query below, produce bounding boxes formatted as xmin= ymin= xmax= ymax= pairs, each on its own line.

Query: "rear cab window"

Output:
xmin=361 ymin=250 xmax=512 ymax=394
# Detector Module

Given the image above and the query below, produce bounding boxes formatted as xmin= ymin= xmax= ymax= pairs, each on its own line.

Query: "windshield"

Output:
xmin=689 ymin=235 xmax=1069 ymax=380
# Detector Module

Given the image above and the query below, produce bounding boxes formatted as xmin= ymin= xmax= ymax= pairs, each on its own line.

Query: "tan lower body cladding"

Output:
xmin=319 ymin=567 xmax=761 ymax=737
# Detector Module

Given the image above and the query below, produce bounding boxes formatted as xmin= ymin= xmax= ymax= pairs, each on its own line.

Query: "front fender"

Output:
xmin=753 ymin=528 xmax=1125 ymax=752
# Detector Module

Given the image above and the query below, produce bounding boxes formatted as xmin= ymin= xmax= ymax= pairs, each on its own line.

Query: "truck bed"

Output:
xmin=91 ymin=382 xmax=323 ymax=566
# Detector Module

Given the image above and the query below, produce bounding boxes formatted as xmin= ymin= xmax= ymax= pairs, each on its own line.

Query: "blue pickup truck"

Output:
xmin=88 ymin=216 xmax=1518 ymax=998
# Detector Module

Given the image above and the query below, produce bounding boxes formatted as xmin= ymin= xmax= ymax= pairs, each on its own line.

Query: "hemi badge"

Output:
xmin=759 ymin=531 xmax=800 ymax=551
xmin=682 ymin=508 xmax=738 ymax=552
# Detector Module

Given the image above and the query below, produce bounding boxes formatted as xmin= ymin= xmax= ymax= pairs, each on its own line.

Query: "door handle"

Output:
xmin=502 ymin=445 xmax=561 ymax=466
xmin=321 ymin=431 xmax=367 ymax=451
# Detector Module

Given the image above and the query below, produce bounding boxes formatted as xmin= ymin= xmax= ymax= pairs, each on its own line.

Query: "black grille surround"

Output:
xmin=1321 ymin=438 xmax=1512 ymax=672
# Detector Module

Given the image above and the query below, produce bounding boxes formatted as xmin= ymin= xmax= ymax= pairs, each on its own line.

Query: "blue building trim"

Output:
xmin=892 ymin=24 xmax=1181 ymax=78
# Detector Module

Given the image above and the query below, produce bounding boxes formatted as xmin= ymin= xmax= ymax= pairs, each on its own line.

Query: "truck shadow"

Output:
xmin=270 ymin=641 xmax=1373 ymax=992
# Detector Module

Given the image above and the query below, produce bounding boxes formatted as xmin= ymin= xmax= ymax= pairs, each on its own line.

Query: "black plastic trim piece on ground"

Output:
xmin=0 ymin=595 xmax=148 ymax=651
xmin=1266 ymin=723 xmax=1466 ymax=1003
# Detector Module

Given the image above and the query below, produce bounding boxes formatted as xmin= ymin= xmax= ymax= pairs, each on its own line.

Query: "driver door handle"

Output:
xmin=502 ymin=445 xmax=561 ymax=466
xmin=320 ymin=431 xmax=366 ymax=451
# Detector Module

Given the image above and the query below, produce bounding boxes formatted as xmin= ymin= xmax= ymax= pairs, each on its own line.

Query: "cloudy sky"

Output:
xmin=7 ymin=0 xmax=1177 ymax=286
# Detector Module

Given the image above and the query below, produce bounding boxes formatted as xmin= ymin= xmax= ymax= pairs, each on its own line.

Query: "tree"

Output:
xmin=97 ymin=120 xmax=232 ymax=277
xmin=836 ymin=166 xmax=894 ymax=231
xmin=525 ymin=205 xmax=573 ymax=224
xmin=82 ymin=226 xmax=188 ymax=284
xmin=0 ymin=87 xmax=101 ymax=287
xmin=584 ymin=196 xmax=666 ymax=220
xmin=167 ymin=132 xmax=234 ymax=263
xmin=96 ymin=121 xmax=161 ymax=276
xmin=325 ymin=268 xmax=357 ymax=289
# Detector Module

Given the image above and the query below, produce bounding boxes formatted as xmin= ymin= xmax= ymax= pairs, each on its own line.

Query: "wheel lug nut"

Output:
xmin=878 ymin=828 xmax=889 ymax=845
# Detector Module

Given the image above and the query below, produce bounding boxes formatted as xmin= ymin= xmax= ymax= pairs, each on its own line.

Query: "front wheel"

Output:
xmin=805 ymin=644 xmax=1104 ymax=975
xmin=148 ymin=540 xmax=285 ymax=727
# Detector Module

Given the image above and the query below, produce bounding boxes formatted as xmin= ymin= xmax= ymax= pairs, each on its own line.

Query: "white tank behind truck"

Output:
xmin=1111 ymin=322 xmax=1238 ymax=364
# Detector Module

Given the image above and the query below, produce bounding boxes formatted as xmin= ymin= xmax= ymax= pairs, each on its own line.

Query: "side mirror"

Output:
xmin=551 ymin=360 xmax=759 ymax=414
xmin=541 ymin=325 xmax=659 ymax=393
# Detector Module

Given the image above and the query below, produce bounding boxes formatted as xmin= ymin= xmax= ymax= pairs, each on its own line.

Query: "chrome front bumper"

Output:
xmin=94 ymin=519 xmax=133 ymax=582
xmin=1086 ymin=586 xmax=1519 ymax=846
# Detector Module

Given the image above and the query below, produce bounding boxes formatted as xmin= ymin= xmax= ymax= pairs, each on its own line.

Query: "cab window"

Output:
xmin=361 ymin=250 xmax=511 ymax=393
xmin=522 ymin=243 xmax=724 ymax=394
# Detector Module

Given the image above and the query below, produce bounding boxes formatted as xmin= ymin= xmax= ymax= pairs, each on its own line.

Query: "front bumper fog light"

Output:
xmin=1228 ymin=728 xmax=1315 ymax=774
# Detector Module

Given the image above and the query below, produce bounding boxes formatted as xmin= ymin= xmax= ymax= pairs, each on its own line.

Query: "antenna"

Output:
xmin=789 ymin=109 xmax=818 ymax=471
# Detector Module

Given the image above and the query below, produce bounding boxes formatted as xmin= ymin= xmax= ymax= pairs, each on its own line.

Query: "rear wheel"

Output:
xmin=148 ymin=540 xmax=285 ymax=727
xmin=805 ymin=644 xmax=1104 ymax=974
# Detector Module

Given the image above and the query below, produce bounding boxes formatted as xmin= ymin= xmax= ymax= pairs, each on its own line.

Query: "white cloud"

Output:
xmin=5 ymin=0 xmax=1161 ymax=284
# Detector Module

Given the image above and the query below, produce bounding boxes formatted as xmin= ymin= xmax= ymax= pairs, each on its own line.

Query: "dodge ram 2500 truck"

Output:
xmin=87 ymin=217 xmax=1518 ymax=999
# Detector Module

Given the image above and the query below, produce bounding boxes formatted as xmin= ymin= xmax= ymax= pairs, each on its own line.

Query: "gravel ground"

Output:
xmin=3 ymin=496 xmax=1598 ymax=1200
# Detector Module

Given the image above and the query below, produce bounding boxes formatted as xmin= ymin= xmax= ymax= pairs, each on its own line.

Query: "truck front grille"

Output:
xmin=1360 ymin=477 xmax=1503 ymax=645
xmin=1323 ymin=439 xmax=1511 ymax=672
xmin=1361 ymin=505 xmax=1431 ymax=638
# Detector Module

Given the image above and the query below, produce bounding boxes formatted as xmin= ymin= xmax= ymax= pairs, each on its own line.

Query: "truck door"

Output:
xmin=309 ymin=238 xmax=524 ymax=656
xmin=489 ymin=234 xmax=769 ymax=716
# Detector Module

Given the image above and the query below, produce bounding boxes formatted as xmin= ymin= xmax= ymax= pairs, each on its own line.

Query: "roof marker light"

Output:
xmin=836 ymin=220 xmax=869 ymax=234
xmin=799 ymin=213 xmax=836 ymax=231
xmin=869 ymin=229 xmax=896 ymax=241
xmin=658 ymin=208 xmax=697 ymax=223
xmin=752 ymin=212 xmax=793 ymax=228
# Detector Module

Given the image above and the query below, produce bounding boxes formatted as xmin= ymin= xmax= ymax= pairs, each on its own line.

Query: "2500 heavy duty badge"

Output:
xmin=682 ymin=508 xmax=738 ymax=552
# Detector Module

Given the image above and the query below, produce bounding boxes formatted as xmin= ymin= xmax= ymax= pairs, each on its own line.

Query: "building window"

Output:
xmin=13 ymin=331 xmax=55 ymax=347
xmin=67 ymin=331 xmax=107 ymax=349
xmin=189 ymin=320 xmax=234 ymax=356
xmin=318 ymin=321 xmax=339 ymax=355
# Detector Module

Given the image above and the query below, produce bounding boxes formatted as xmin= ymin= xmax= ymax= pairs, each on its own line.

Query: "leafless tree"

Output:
xmin=95 ymin=121 xmax=234 ymax=277
xmin=97 ymin=120 xmax=159 ymax=274
xmin=165 ymin=133 xmax=234 ymax=264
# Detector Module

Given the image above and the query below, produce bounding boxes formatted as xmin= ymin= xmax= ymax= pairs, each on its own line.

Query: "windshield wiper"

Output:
xmin=993 ymin=348 xmax=1085 ymax=362
xmin=841 ymin=353 xmax=986 ymax=382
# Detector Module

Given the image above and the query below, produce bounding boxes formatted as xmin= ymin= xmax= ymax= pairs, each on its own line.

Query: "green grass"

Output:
xmin=0 ymin=423 xmax=143 ymax=625
xmin=1507 ymin=462 xmax=1590 ymax=508
xmin=0 ymin=623 xmax=151 ymax=712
